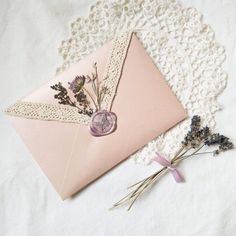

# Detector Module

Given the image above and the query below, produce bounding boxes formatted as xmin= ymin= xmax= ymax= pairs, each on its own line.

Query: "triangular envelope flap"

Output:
xmin=6 ymin=33 xmax=187 ymax=199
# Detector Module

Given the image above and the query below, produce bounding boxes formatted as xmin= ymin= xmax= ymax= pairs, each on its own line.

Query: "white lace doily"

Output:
xmin=56 ymin=0 xmax=227 ymax=165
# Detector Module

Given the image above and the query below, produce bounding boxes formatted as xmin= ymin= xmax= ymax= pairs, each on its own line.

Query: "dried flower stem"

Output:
xmin=90 ymin=64 xmax=100 ymax=106
xmin=175 ymin=144 xmax=205 ymax=163
xmin=111 ymin=115 xmax=234 ymax=211
xmin=182 ymin=151 xmax=214 ymax=157
xmin=111 ymin=167 xmax=167 ymax=211
xmin=127 ymin=146 xmax=185 ymax=190
xmin=82 ymin=87 xmax=98 ymax=111
xmin=95 ymin=63 xmax=100 ymax=109
xmin=127 ymin=167 xmax=168 ymax=211
xmin=111 ymin=143 xmax=205 ymax=210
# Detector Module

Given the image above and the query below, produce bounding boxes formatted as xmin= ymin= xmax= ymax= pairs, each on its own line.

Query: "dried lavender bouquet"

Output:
xmin=111 ymin=116 xmax=234 ymax=211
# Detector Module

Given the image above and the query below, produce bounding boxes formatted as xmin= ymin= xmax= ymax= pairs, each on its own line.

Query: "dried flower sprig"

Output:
xmin=85 ymin=62 xmax=110 ymax=110
xmin=111 ymin=116 xmax=234 ymax=211
xmin=50 ymin=82 xmax=93 ymax=116
xmin=51 ymin=63 xmax=110 ymax=118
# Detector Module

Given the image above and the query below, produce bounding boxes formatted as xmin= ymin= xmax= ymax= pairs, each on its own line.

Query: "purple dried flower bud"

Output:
xmin=68 ymin=76 xmax=86 ymax=93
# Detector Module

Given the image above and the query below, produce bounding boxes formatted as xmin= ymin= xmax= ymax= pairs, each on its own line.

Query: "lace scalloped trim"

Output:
xmin=102 ymin=31 xmax=132 ymax=111
xmin=5 ymin=101 xmax=90 ymax=125
xmin=5 ymin=32 xmax=132 ymax=124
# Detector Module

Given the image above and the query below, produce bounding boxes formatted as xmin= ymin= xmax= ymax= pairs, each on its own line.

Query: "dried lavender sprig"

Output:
xmin=110 ymin=146 xmax=190 ymax=210
xmin=51 ymin=82 xmax=93 ymax=116
xmin=127 ymin=146 xmax=186 ymax=190
xmin=111 ymin=144 xmax=205 ymax=210
xmin=205 ymin=133 xmax=234 ymax=154
xmin=111 ymin=116 xmax=234 ymax=210
xmin=111 ymin=175 xmax=153 ymax=209
xmin=110 ymin=167 xmax=167 ymax=210
xmin=51 ymin=82 xmax=87 ymax=115
xmin=126 ymin=167 xmax=169 ymax=211
xmin=122 ymin=144 xmax=205 ymax=210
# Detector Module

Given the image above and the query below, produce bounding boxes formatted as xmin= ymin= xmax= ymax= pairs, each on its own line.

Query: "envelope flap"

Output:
xmin=5 ymin=32 xmax=133 ymax=125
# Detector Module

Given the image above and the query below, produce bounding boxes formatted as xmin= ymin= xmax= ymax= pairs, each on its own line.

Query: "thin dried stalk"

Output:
xmin=110 ymin=144 xmax=205 ymax=210
xmin=82 ymin=87 xmax=98 ymax=111
xmin=111 ymin=115 xmax=234 ymax=211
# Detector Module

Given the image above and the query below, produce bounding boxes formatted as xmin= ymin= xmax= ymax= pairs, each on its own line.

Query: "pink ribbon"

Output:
xmin=154 ymin=153 xmax=185 ymax=183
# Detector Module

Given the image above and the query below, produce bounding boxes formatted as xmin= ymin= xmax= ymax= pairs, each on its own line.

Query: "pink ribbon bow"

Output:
xmin=154 ymin=153 xmax=185 ymax=183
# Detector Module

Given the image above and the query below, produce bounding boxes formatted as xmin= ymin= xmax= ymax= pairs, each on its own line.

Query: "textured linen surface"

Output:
xmin=0 ymin=0 xmax=236 ymax=236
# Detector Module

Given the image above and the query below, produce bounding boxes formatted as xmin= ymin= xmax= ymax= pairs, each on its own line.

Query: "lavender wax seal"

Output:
xmin=89 ymin=110 xmax=117 ymax=137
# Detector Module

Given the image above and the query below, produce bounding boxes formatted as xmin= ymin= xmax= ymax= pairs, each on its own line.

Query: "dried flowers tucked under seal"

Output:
xmin=51 ymin=63 xmax=116 ymax=136
xmin=110 ymin=115 xmax=234 ymax=211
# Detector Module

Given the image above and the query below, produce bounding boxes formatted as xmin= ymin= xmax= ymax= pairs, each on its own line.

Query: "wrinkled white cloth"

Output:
xmin=0 ymin=0 xmax=236 ymax=235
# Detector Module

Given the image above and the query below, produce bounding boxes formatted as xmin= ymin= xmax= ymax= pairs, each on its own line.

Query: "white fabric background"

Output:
xmin=0 ymin=0 xmax=236 ymax=235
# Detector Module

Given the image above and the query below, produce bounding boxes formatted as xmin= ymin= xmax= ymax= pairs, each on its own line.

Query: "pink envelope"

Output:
xmin=5 ymin=32 xmax=187 ymax=199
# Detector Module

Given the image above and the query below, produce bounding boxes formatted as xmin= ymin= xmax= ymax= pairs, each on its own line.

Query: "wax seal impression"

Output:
xmin=89 ymin=110 xmax=117 ymax=137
